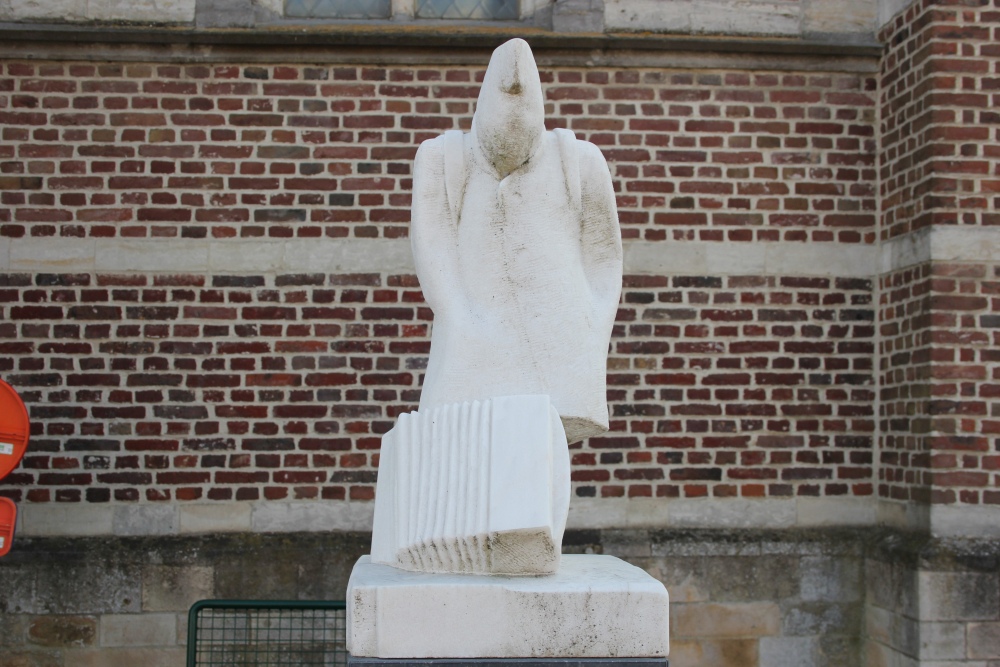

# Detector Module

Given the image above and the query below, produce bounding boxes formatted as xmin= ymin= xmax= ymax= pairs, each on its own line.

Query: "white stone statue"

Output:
xmin=368 ymin=38 xmax=622 ymax=576
xmin=410 ymin=37 xmax=623 ymax=445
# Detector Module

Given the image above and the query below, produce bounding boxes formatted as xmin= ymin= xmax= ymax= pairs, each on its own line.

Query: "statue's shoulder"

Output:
xmin=415 ymin=133 xmax=448 ymax=163
xmin=550 ymin=129 xmax=607 ymax=170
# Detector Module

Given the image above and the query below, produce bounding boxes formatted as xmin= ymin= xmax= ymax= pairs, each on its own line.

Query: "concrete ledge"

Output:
xmin=879 ymin=226 xmax=1000 ymax=272
xmin=14 ymin=498 xmax=882 ymax=537
xmin=13 ymin=229 xmax=997 ymax=277
xmin=4 ymin=238 xmax=877 ymax=278
xmin=0 ymin=21 xmax=882 ymax=61
xmin=566 ymin=497 xmax=876 ymax=531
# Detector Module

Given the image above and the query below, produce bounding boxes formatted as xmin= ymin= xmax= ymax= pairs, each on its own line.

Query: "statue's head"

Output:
xmin=472 ymin=38 xmax=546 ymax=179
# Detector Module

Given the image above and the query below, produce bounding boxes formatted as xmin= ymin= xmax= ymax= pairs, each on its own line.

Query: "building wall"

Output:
xmin=0 ymin=49 xmax=888 ymax=536
xmin=0 ymin=0 xmax=999 ymax=666
xmin=876 ymin=0 xmax=1000 ymax=537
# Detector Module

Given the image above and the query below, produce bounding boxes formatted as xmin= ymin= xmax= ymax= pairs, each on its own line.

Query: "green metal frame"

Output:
xmin=187 ymin=599 xmax=347 ymax=667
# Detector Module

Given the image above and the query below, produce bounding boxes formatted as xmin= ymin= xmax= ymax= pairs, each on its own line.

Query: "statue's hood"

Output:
xmin=471 ymin=38 xmax=546 ymax=179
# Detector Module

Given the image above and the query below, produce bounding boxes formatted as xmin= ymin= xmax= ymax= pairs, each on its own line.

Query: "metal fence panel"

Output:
xmin=188 ymin=600 xmax=348 ymax=667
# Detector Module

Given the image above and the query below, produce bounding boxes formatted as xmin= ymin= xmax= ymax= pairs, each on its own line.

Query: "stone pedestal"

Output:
xmin=349 ymin=659 xmax=667 ymax=667
xmin=346 ymin=554 xmax=669 ymax=660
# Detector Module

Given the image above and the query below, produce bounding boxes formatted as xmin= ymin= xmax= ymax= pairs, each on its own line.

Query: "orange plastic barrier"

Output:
xmin=0 ymin=378 xmax=29 ymax=482
xmin=0 ymin=497 xmax=15 ymax=557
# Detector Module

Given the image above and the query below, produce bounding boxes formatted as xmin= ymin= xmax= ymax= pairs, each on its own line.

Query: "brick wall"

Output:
xmin=0 ymin=61 xmax=877 ymax=241
xmin=0 ymin=53 xmax=883 ymax=514
xmin=0 ymin=270 xmax=876 ymax=505
xmin=879 ymin=0 xmax=1000 ymax=241
xmin=877 ymin=0 xmax=1000 ymax=521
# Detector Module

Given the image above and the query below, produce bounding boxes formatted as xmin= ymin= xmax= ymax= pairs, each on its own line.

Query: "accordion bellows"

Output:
xmin=370 ymin=395 xmax=570 ymax=575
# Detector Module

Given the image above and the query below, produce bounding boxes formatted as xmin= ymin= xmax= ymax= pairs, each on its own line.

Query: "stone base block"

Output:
xmin=346 ymin=554 xmax=669 ymax=659
xmin=349 ymin=659 xmax=667 ymax=667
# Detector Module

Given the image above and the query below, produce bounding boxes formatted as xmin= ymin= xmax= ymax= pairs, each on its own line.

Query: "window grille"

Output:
xmin=285 ymin=0 xmax=391 ymax=19
xmin=187 ymin=600 xmax=348 ymax=667
xmin=416 ymin=0 xmax=518 ymax=19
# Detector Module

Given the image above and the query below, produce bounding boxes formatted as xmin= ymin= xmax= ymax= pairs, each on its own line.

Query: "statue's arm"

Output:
xmin=577 ymin=140 xmax=624 ymax=312
xmin=410 ymin=136 xmax=456 ymax=314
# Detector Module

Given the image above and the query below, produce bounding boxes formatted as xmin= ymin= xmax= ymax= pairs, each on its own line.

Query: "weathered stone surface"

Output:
xmin=0 ymin=528 xmax=993 ymax=667
xmin=800 ymin=556 xmax=862 ymax=602
xmin=552 ymin=0 xmax=604 ymax=32
xmin=967 ymin=621 xmax=1000 ymax=660
xmin=100 ymin=613 xmax=178 ymax=647
xmin=0 ymin=652 xmax=61 ymax=667
xmin=759 ymin=636 xmax=818 ymax=667
xmin=142 ymin=565 xmax=214 ymax=612
xmin=671 ymin=602 xmax=780 ymax=638
xmin=347 ymin=555 xmax=668 ymax=658
xmin=866 ymin=557 xmax=919 ymax=620
xmin=195 ymin=0 xmax=252 ymax=27
xmin=63 ymin=648 xmax=186 ymax=667
xmin=0 ymin=614 xmax=28 ymax=646
xmin=0 ymin=562 xmax=141 ymax=615
xmin=668 ymin=638 xmax=757 ymax=667
xmin=918 ymin=571 xmax=1000 ymax=621
xmin=27 ymin=615 xmax=96 ymax=647
xmin=917 ymin=622 xmax=967 ymax=661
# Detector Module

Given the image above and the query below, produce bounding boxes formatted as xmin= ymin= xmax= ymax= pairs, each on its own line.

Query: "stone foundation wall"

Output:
xmin=2 ymin=528 xmax=997 ymax=667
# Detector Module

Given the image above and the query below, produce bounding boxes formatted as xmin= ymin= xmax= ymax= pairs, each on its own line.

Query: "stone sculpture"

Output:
xmin=371 ymin=395 xmax=569 ymax=574
xmin=368 ymin=37 xmax=622 ymax=576
xmin=350 ymin=39 xmax=667 ymax=662
xmin=410 ymin=37 xmax=623 ymax=446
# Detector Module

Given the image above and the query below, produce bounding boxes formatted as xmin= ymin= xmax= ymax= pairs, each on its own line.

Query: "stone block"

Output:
xmin=783 ymin=601 xmax=860 ymax=637
xmin=142 ymin=565 xmax=214 ymax=612
xmin=7 ymin=0 xmax=85 ymax=21
xmin=671 ymin=602 xmax=780 ymax=638
xmin=0 ymin=652 xmax=61 ymax=667
xmin=113 ymin=505 xmax=177 ymax=536
xmin=649 ymin=560 xmax=709 ymax=604
xmin=600 ymin=529 xmax=652 ymax=558
xmin=817 ymin=634 xmax=861 ymax=667
xmin=919 ymin=572 xmax=1000 ymax=622
xmin=865 ymin=606 xmax=893 ymax=647
xmin=0 ymin=613 xmax=28 ymax=646
xmin=802 ymin=0 xmax=876 ymax=36
xmin=347 ymin=554 xmax=668 ymax=658
xmin=895 ymin=615 xmax=921 ymax=658
xmin=866 ymin=558 xmax=919 ymax=619
xmin=179 ymin=502 xmax=252 ymax=533
xmin=27 ymin=615 xmax=96 ymax=648
xmin=800 ymin=556 xmax=862 ymax=602
xmin=759 ymin=636 xmax=818 ymax=667
xmin=63 ymin=648 xmax=186 ymax=667
xmin=968 ymin=622 xmax=1000 ymax=660
xmin=918 ymin=622 xmax=967 ymax=661
xmin=668 ymin=638 xmax=757 ymax=667
xmin=18 ymin=505 xmax=112 ymax=537
xmin=95 ymin=240 xmax=208 ymax=273
xmin=349 ymin=660 xmax=666 ymax=667
xmin=195 ymin=0 xmax=253 ymax=26
xmin=552 ymin=0 xmax=604 ymax=32
xmin=877 ymin=0 xmax=914 ymax=27
xmin=251 ymin=500 xmax=371 ymax=533
xmin=88 ymin=0 xmax=195 ymax=21
xmin=10 ymin=562 xmax=141 ymax=615
xmin=99 ymin=613 xmax=177 ymax=648
xmin=704 ymin=556 xmax=799 ymax=602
